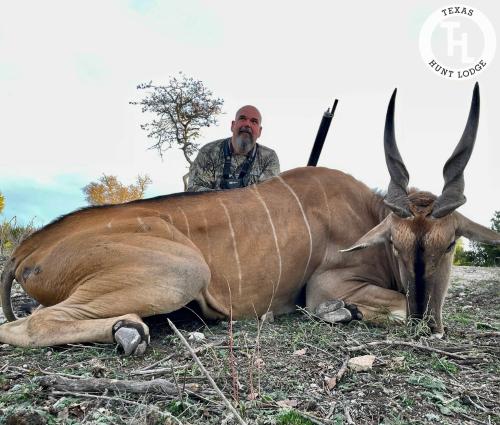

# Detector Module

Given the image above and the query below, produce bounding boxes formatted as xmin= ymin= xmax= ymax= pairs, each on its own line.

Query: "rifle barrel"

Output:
xmin=307 ymin=99 xmax=338 ymax=166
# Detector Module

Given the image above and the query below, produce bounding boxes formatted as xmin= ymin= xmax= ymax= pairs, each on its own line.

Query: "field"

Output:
xmin=0 ymin=261 xmax=499 ymax=425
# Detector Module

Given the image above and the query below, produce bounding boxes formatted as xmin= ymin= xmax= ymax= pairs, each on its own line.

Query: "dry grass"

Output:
xmin=0 ymin=266 xmax=499 ymax=424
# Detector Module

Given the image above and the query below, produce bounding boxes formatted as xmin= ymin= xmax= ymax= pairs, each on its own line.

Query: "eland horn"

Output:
xmin=432 ymin=83 xmax=480 ymax=218
xmin=383 ymin=89 xmax=412 ymax=218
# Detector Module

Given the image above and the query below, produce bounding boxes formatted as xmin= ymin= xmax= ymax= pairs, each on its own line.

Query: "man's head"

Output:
xmin=230 ymin=105 xmax=262 ymax=155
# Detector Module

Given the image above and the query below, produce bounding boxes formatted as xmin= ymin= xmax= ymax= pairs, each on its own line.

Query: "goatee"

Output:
xmin=235 ymin=132 xmax=254 ymax=154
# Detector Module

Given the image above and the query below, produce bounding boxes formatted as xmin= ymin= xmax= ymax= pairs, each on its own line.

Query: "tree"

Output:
xmin=467 ymin=210 xmax=500 ymax=266
xmin=0 ymin=191 xmax=4 ymax=215
xmin=453 ymin=238 xmax=473 ymax=266
xmin=131 ymin=72 xmax=224 ymax=190
xmin=1 ymin=217 xmax=37 ymax=255
xmin=83 ymin=174 xmax=152 ymax=206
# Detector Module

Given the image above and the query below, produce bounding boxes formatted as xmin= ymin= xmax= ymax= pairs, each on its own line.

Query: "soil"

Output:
xmin=0 ymin=257 xmax=499 ymax=425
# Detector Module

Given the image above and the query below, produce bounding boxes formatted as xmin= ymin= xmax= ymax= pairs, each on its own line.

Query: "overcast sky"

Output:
xmin=0 ymin=0 xmax=498 ymax=228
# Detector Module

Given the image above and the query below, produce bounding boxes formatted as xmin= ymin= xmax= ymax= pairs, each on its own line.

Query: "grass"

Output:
xmin=276 ymin=410 xmax=314 ymax=425
xmin=430 ymin=354 xmax=459 ymax=375
xmin=0 ymin=267 xmax=499 ymax=424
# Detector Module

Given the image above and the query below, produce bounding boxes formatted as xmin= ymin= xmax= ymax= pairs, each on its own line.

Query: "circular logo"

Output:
xmin=419 ymin=5 xmax=496 ymax=80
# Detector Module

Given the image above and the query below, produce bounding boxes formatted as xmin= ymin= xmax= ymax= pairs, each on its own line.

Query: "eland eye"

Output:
xmin=445 ymin=240 xmax=456 ymax=253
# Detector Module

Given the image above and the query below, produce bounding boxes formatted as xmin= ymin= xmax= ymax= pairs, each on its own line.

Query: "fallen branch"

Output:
xmin=168 ymin=318 xmax=247 ymax=425
xmin=347 ymin=340 xmax=468 ymax=360
xmin=51 ymin=391 xmax=183 ymax=425
xmin=37 ymin=374 xmax=199 ymax=396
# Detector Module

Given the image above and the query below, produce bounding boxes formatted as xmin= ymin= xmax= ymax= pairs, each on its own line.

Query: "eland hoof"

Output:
xmin=315 ymin=300 xmax=354 ymax=323
xmin=113 ymin=320 xmax=150 ymax=356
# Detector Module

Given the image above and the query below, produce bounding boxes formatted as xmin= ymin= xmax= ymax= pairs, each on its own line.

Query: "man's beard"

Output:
xmin=235 ymin=131 xmax=254 ymax=154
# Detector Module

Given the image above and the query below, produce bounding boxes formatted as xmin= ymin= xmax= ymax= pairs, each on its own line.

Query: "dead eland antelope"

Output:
xmin=1 ymin=83 xmax=498 ymax=355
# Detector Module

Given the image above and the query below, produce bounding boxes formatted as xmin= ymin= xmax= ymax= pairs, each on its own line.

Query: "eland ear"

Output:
xmin=340 ymin=215 xmax=392 ymax=253
xmin=455 ymin=212 xmax=500 ymax=244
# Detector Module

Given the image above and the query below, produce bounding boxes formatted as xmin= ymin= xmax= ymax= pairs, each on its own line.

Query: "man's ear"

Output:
xmin=257 ymin=125 xmax=262 ymax=138
xmin=230 ymin=120 xmax=236 ymax=132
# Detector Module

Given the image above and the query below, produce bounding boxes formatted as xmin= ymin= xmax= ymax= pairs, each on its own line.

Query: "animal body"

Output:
xmin=1 ymin=84 xmax=498 ymax=355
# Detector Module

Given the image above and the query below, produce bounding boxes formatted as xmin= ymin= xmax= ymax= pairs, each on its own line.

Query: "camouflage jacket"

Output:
xmin=186 ymin=138 xmax=280 ymax=192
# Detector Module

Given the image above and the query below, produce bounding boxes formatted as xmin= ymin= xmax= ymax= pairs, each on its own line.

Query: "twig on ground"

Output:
xmin=66 ymin=343 xmax=108 ymax=350
xmin=473 ymin=331 xmax=500 ymax=338
xmin=37 ymin=368 xmax=84 ymax=380
xmin=303 ymin=342 xmax=339 ymax=358
xmin=130 ymin=367 xmax=172 ymax=377
xmin=348 ymin=340 xmax=468 ymax=360
xmin=343 ymin=404 xmax=355 ymax=424
xmin=7 ymin=365 xmax=31 ymax=373
xmin=168 ymin=318 xmax=247 ymax=425
xmin=228 ymin=294 xmax=239 ymax=403
xmin=37 ymin=374 xmax=198 ymax=395
xmin=193 ymin=339 xmax=227 ymax=355
xmin=170 ymin=362 xmax=183 ymax=402
xmin=293 ymin=409 xmax=330 ymax=425
xmin=51 ymin=391 xmax=183 ymax=425
xmin=458 ymin=412 xmax=490 ymax=425
xmin=138 ymin=353 xmax=176 ymax=371
xmin=331 ymin=357 xmax=350 ymax=390
xmin=464 ymin=395 xmax=496 ymax=415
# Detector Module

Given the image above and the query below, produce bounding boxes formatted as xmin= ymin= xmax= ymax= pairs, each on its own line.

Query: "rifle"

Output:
xmin=307 ymin=99 xmax=338 ymax=166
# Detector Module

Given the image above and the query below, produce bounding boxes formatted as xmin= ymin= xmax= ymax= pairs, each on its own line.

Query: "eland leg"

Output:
xmin=0 ymin=238 xmax=210 ymax=355
xmin=306 ymin=273 xmax=406 ymax=324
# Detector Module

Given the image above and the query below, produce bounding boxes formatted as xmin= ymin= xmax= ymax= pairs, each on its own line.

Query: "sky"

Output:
xmin=0 ymin=0 xmax=498 ymax=229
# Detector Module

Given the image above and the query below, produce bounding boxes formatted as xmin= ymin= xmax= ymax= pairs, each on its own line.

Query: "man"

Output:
xmin=186 ymin=105 xmax=280 ymax=192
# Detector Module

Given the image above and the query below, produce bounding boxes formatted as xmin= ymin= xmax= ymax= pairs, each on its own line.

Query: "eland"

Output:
xmin=1 ymin=83 xmax=498 ymax=355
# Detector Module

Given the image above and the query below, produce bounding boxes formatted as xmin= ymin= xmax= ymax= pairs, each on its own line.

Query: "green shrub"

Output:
xmin=0 ymin=217 xmax=37 ymax=255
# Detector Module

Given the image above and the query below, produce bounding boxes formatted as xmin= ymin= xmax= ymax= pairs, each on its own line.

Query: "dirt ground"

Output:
xmin=0 ymin=259 xmax=498 ymax=425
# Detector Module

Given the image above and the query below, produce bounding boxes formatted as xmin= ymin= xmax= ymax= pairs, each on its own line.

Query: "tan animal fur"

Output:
xmin=1 ymin=83 xmax=498 ymax=354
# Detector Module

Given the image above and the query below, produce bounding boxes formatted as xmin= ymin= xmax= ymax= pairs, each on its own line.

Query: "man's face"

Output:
xmin=231 ymin=106 xmax=262 ymax=154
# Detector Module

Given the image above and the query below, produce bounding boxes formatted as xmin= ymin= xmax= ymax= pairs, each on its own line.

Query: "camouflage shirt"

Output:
xmin=186 ymin=138 xmax=280 ymax=192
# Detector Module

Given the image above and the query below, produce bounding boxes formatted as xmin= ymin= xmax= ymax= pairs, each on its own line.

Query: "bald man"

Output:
xmin=186 ymin=105 xmax=280 ymax=192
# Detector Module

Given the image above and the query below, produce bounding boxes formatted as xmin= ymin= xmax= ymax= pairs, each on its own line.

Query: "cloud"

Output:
xmin=0 ymin=1 xmax=497 ymax=227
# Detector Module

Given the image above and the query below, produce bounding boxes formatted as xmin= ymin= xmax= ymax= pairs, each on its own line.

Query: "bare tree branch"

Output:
xmin=131 ymin=72 xmax=224 ymax=190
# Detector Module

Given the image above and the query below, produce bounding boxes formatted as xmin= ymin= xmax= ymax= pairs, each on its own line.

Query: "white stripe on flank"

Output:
xmin=253 ymin=185 xmax=282 ymax=291
xmin=165 ymin=213 xmax=173 ymax=226
xmin=218 ymin=198 xmax=243 ymax=295
xmin=136 ymin=217 xmax=148 ymax=231
xmin=177 ymin=207 xmax=191 ymax=239
xmin=311 ymin=175 xmax=331 ymax=264
xmin=277 ymin=176 xmax=312 ymax=283
xmin=203 ymin=215 xmax=212 ymax=264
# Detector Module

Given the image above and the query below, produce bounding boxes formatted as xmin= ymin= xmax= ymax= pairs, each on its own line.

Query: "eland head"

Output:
xmin=342 ymin=83 xmax=499 ymax=335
